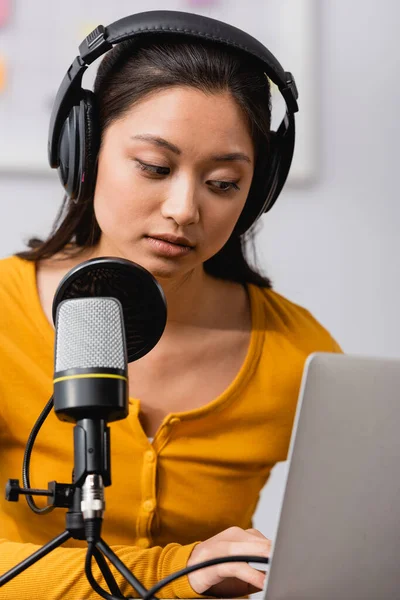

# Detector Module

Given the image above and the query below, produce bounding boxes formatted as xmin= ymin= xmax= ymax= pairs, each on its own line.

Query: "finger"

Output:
xmin=217 ymin=526 xmax=252 ymax=541
xmin=217 ymin=562 xmax=266 ymax=591
xmin=223 ymin=539 xmax=271 ymax=559
xmin=245 ymin=528 xmax=269 ymax=540
xmin=241 ymin=528 xmax=271 ymax=549
xmin=245 ymin=529 xmax=272 ymax=562
xmin=219 ymin=526 xmax=270 ymax=545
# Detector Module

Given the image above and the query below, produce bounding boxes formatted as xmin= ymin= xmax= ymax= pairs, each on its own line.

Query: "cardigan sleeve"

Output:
xmin=0 ymin=537 xmax=206 ymax=600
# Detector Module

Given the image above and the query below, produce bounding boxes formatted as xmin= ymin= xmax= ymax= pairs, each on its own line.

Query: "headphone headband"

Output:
xmin=48 ymin=10 xmax=298 ymax=168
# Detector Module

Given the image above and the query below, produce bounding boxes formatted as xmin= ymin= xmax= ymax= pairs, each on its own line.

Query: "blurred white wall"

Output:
xmin=0 ymin=0 xmax=399 ymax=541
xmin=254 ymin=0 xmax=400 ymax=539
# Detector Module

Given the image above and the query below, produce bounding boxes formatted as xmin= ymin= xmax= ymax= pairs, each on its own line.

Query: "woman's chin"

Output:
xmin=130 ymin=254 xmax=189 ymax=281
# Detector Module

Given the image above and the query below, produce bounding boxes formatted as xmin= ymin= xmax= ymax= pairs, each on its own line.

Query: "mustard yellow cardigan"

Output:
xmin=0 ymin=255 xmax=341 ymax=599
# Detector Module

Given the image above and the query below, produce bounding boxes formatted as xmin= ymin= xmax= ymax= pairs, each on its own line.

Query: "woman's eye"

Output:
xmin=136 ymin=160 xmax=170 ymax=176
xmin=135 ymin=160 xmax=240 ymax=193
xmin=209 ymin=180 xmax=241 ymax=193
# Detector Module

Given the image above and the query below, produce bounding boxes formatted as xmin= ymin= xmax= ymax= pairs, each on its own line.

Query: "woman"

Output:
xmin=0 ymin=22 xmax=341 ymax=600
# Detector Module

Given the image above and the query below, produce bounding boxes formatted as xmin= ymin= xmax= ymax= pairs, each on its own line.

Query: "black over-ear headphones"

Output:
xmin=48 ymin=10 xmax=299 ymax=235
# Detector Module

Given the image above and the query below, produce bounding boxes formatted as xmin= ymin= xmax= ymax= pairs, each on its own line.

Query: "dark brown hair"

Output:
xmin=18 ymin=37 xmax=273 ymax=288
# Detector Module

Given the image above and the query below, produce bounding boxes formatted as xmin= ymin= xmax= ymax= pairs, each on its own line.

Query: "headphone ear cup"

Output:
xmin=56 ymin=90 xmax=98 ymax=203
xmin=259 ymin=130 xmax=282 ymax=214
xmin=262 ymin=118 xmax=296 ymax=215
xmin=76 ymin=90 xmax=99 ymax=204
xmin=235 ymin=132 xmax=279 ymax=235
xmin=235 ymin=116 xmax=295 ymax=235
xmin=57 ymin=106 xmax=80 ymax=199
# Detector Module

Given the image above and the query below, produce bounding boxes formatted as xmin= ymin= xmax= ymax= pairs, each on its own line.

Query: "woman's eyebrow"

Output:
xmin=131 ymin=134 xmax=252 ymax=164
xmin=132 ymin=134 xmax=181 ymax=155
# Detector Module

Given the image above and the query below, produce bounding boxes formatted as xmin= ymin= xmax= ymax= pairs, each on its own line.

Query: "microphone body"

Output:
xmin=53 ymin=296 xmax=129 ymax=424
xmin=54 ymin=372 xmax=127 ymax=424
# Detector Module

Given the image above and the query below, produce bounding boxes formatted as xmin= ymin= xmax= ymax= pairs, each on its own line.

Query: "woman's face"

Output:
xmin=93 ymin=86 xmax=255 ymax=281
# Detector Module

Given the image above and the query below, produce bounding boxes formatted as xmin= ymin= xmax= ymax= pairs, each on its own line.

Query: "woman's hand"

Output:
xmin=187 ymin=527 xmax=271 ymax=597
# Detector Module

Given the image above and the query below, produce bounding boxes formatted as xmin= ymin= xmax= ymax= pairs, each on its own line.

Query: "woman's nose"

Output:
xmin=160 ymin=179 xmax=200 ymax=226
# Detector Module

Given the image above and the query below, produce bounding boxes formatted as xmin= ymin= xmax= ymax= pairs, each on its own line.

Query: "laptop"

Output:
xmin=262 ymin=352 xmax=400 ymax=600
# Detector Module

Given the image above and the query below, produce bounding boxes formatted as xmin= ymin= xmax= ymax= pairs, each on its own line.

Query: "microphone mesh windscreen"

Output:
xmin=55 ymin=297 xmax=126 ymax=372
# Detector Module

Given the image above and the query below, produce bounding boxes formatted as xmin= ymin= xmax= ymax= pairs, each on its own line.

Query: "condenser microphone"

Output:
xmin=53 ymin=296 xmax=129 ymax=538
xmin=51 ymin=258 xmax=167 ymax=543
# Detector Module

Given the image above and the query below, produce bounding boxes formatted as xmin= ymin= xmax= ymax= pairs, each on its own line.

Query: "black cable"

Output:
xmin=86 ymin=542 xmax=126 ymax=600
xmin=97 ymin=538 xmax=149 ymax=599
xmin=22 ymin=395 xmax=55 ymax=515
xmin=143 ymin=555 xmax=270 ymax=600
xmin=93 ymin=546 xmax=124 ymax=598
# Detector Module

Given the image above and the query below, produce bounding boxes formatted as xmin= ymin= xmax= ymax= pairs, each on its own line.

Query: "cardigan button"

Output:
xmin=143 ymin=499 xmax=156 ymax=513
xmin=144 ymin=450 xmax=155 ymax=463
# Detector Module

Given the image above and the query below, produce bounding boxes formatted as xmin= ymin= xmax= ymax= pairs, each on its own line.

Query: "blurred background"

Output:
xmin=0 ymin=0 xmax=399 ymax=541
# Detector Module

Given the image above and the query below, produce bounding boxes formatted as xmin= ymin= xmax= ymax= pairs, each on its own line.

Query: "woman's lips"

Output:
xmin=145 ymin=236 xmax=193 ymax=257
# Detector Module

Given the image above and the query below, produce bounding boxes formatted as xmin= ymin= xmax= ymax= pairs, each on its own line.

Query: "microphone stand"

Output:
xmin=1 ymin=418 xmax=148 ymax=599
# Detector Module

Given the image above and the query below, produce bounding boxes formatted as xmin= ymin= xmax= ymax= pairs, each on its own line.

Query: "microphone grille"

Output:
xmin=55 ymin=297 xmax=127 ymax=372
